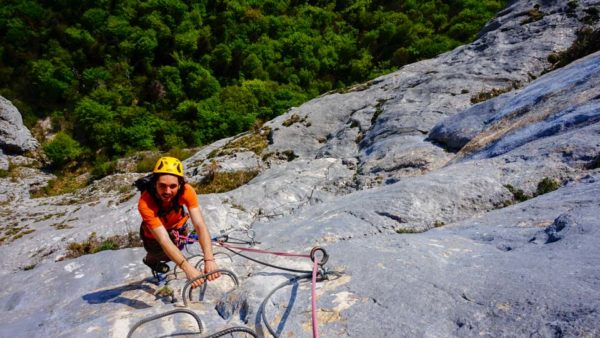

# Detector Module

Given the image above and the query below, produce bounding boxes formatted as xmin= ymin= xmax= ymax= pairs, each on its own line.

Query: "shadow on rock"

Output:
xmin=82 ymin=280 xmax=154 ymax=309
xmin=529 ymin=213 xmax=582 ymax=244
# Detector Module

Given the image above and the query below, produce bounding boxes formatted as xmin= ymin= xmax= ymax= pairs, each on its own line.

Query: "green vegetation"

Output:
xmin=535 ymin=177 xmax=561 ymax=195
xmin=192 ymin=168 xmax=259 ymax=194
xmin=66 ymin=231 xmax=142 ymax=258
xmin=282 ymin=114 xmax=308 ymax=127
xmin=395 ymin=227 xmax=422 ymax=234
xmin=135 ymin=148 xmax=195 ymax=173
xmin=546 ymin=27 xmax=600 ymax=72
xmin=521 ymin=5 xmax=544 ymax=25
xmin=0 ymin=163 xmax=22 ymax=181
xmin=261 ymin=149 xmax=298 ymax=162
xmin=470 ymin=81 xmax=521 ymax=104
xmin=504 ymin=184 xmax=530 ymax=203
xmin=0 ymin=0 xmax=505 ymax=179
xmin=30 ymin=171 xmax=89 ymax=198
xmin=43 ymin=132 xmax=83 ymax=168
xmin=503 ymin=177 xmax=562 ymax=206
xmin=222 ymin=128 xmax=270 ymax=156
xmin=0 ymin=223 xmax=36 ymax=244
xmin=22 ymin=264 xmax=37 ymax=271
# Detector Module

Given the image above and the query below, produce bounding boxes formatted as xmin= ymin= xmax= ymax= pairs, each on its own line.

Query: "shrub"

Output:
xmin=91 ymin=160 xmax=116 ymax=178
xmin=136 ymin=153 xmax=161 ymax=173
xmin=192 ymin=169 xmax=259 ymax=194
xmin=504 ymin=184 xmax=530 ymax=202
xmin=43 ymin=132 xmax=83 ymax=168
xmin=503 ymin=177 xmax=562 ymax=206
xmin=535 ymin=177 xmax=561 ymax=195
xmin=471 ymin=82 xmax=520 ymax=104
xmin=521 ymin=6 xmax=544 ymax=25
xmin=66 ymin=231 xmax=142 ymax=259
xmin=30 ymin=172 xmax=89 ymax=198
xmin=395 ymin=227 xmax=422 ymax=234
xmin=546 ymin=27 xmax=600 ymax=71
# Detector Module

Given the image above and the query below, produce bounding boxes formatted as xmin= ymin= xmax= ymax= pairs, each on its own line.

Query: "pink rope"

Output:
xmin=215 ymin=239 xmax=323 ymax=337
xmin=215 ymin=241 xmax=311 ymax=258
xmin=311 ymin=256 xmax=320 ymax=338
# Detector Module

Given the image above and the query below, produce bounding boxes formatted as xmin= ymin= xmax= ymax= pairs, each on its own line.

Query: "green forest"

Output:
xmin=0 ymin=0 xmax=505 ymax=176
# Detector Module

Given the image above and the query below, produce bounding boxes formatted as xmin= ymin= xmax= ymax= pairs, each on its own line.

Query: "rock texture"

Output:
xmin=0 ymin=96 xmax=39 ymax=153
xmin=1 ymin=1 xmax=600 ymax=337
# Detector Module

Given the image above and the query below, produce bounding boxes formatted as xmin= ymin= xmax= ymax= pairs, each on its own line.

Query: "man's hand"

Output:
xmin=203 ymin=259 xmax=221 ymax=281
xmin=183 ymin=265 xmax=205 ymax=288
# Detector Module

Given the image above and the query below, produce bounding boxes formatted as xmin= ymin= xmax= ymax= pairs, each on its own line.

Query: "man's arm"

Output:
xmin=149 ymin=225 xmax=205 ymax=288
xmin=188 ymin=206 xmax=221 ymax=281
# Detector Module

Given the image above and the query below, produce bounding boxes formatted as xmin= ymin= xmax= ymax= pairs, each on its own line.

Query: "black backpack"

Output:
xmin=133 ymin=174 xmax=154 ymax=192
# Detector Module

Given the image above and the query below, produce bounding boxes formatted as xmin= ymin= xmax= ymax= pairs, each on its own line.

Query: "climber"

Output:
xmin=137 ymin=156 xmax=220 ymax=288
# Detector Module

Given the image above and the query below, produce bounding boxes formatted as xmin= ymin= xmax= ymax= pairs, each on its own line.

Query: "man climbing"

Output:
xmin=137 ymin=156 xmax=220 ymax=288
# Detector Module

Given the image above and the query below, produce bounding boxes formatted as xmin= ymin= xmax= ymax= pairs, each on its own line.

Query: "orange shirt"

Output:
xmin=138 ymin=183 xmax=198 ymax=238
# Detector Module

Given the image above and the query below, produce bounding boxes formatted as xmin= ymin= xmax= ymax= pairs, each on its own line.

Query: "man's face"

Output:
xmin=155 ymin=174 xmax=180 ymax=203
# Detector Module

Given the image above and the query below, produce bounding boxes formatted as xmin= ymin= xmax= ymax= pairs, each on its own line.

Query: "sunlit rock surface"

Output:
xmin=1 ymin=1 xmax=600 ymax=337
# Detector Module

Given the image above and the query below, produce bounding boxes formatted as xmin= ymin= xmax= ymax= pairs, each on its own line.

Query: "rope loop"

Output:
xmin=310 ymin=247 xmax=329 ymax=266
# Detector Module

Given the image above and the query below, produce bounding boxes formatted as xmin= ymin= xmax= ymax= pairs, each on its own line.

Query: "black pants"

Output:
xmin=140 ymin=224 xmax=188 ymax=267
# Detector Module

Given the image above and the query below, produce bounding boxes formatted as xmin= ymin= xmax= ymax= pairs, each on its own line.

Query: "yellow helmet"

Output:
xmin=153 ymin=156 xmax=184 ymax=177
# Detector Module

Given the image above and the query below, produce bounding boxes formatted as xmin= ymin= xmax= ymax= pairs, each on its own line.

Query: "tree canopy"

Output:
xmin=0 ymin=0 xmax=505 ymax=171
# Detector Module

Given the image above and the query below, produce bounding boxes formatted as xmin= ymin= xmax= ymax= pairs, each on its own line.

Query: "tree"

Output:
xmin=43 ymin=132 xmax=83 ymax=167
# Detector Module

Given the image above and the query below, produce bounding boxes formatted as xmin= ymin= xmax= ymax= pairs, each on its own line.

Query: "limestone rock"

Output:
xmin=1 ymin=1 xmax=600 ymax=337
xmin=429 ymin=51 xmax=600 ymax=160
xmin=0 ymin=96 xmax=39 ymax=153
xmin=0 ymin=149 xmax=8 ymax=171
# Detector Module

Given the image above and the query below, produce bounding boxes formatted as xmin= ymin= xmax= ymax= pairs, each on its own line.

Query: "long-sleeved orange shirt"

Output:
xmin=138 ymin=183 xmax=198 ymax=239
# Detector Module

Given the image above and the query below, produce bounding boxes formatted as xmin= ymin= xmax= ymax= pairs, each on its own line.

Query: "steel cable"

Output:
xmin=204 ymin=326 xmax=258 ymax=338
xmin=260 ymin=274 xmax=312 ymax=338
xmin=127 ymin=308 xmax=203 ymax=338
xmin=182 ymin=269 xmax=240 ymax=307
xmin=220 ymin=246 xmax=313 ymax=274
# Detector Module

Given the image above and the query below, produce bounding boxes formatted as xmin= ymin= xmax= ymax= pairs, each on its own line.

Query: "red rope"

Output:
xmin=187 ymin=236 xmax=322 ymax=338
xmin=214 ymin=241 xmax=311 ymax=258
xmin=311 ymin=255 xmax=320 ymax=338
xmin=216 ymin=240 xmax=321 ymax=337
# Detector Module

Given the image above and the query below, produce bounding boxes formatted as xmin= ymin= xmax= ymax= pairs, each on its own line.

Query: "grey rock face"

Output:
xmin=0 ymin=96 xmax=39 ymax=153
xmin=0 ymin=149 xmax=8 ymax=171
xmin=1 ymin=1 xmax=600 ymax=337
xmin=320 ymin=177 xmax=600 ymax=338
xmin=429 ymin=51 xmax=600 ymax=161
